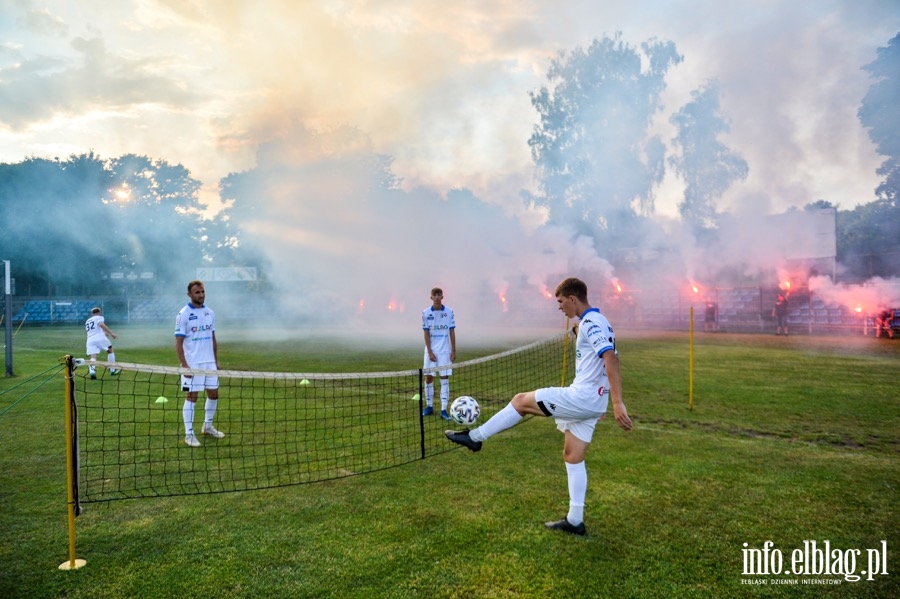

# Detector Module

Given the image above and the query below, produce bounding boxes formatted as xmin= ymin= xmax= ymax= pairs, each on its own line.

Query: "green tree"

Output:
xmin=852 ymin=32 xmax=900 ymax=277
xmin=0 ymin=153 xmax=245 ymax=296
xmin=804 ymin=199 xmax=836 ymax=212
xmin=668 ymin=80 xmax=748 ymax=234
xmin=0 ymin=155 xmax=113 ymax=295
xmin=528 ymin=34 xmax=682 ymax=240
xmin=104 ymin=154 xmax=205 ymax=283
xmin=859 ymin=32 xmax=900 ymax=204
xmin=837 ymin=201 xmax=900 ymax=278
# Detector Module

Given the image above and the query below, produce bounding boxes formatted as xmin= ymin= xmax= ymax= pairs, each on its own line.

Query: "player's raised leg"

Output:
xmin=445 ymin=391 xmax=540 ymax=451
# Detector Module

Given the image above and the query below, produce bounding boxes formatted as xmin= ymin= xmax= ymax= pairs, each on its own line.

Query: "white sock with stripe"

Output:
xmin=183 ymin=401 xmax=195 ymax=435
xmin=566 ymin=460 xmax=587 ymax=525
xmin=470 ymin=403 xmax=522 ymax=442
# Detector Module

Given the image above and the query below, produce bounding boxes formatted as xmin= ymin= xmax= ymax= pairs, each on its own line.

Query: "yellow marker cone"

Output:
xmin=155 ymin=396 xmax=168 ymax=404
xmin=411 ymin=393 xmax=420 ymax=400
xmin=300 ymin=379 xmax=311 ymax=385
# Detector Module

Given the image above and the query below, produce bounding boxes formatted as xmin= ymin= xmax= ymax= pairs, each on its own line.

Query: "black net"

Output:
xmin=73 ymin=333 xmax=573 ymax=502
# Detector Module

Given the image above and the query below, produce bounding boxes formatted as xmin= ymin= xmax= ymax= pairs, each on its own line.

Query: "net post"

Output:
xmin=418 ymin=368 xmax=426 ymax=459
xmin=59 ymin=355 xmax=86 ymax=571
xmin=4 ymin=259 xmax=12 ymax=377
xmin=689 ymin=307 xmax=694 ymax=411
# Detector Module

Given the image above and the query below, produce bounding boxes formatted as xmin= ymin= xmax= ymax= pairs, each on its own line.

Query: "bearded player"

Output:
xmin=175 ymin=280 xmax=224 ymax=447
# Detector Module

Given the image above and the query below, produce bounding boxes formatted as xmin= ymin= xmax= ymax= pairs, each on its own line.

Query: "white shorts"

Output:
xmin=181 ymin=361 xmax=219 ymax=393
xmin=86 ymin=336 xmax=112 ymax=355
xmin=534 ymin=386 xmax=609 ymax=443
xmin=423 ymin=349 xmax=452 ymax=377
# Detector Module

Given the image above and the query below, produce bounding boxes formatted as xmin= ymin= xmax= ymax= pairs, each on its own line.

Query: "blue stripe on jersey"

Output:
xmin=581 ymin=308 xmax=614 ymax=356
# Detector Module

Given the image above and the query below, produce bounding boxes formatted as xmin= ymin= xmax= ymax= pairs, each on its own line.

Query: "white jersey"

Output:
xmin=422 ymin=304 xmax=455 ymax=354
xmin=174 ymin=303 xmax=216 ymax=366
xmin=572 ymin=308 xmax=616 ymax=394
xmin=85 ymin=315 xmax=108 ymax=341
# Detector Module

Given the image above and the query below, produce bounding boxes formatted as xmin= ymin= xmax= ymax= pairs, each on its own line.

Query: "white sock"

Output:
xmin=204 ymin=398 xmax=217 ymax=425
xmin=440 ymin=379 xmax=450 ymax=410
xmin=107 ymin=352 xmax=116 ymax=364
xmin=425 ymin=382 xmax=434 ymax=407
xmin=566 ymin=461 xmax=587 ymax=525
xmin=470 ymin=403 xmax=523 ymax=442
xmin=183 ymin=401 xmax=195 ymax=435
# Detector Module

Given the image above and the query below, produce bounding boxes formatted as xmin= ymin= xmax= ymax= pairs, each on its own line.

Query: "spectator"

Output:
xmin=875 ymin=309 xmax=895 ymax=339
xmin=773 ymin=294 xmax=789 ymax=336
xmin=704 ymin=299 xmax=718 ymax=333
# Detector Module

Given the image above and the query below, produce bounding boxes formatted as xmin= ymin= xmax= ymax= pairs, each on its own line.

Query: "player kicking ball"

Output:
xmin=445 ymin=277 xmax=632 ymax=536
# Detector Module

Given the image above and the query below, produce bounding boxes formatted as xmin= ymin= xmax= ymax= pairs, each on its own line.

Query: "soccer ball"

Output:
xmin=449 ymin=395 xmax=480 ymax=426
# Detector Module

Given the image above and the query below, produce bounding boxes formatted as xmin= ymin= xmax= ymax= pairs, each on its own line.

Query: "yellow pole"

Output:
xmin=59 ymin=355 xmax=86 ymax=571
xmin=562 ymin=316 xmax=571 ymax=386
xmin=689 ymin=306 xmax=694 ymax=411
xmin=13 ymin=312 xmax=27 ymax=339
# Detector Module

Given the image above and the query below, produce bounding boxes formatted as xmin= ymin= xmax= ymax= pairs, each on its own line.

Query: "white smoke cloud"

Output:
xmin=1 ymin=1 xmax=896 ymax=216
xmin=226 ymin=125 xmax=615 ymax=337
xmin=809 ymin=276 xmax=900 ymax=314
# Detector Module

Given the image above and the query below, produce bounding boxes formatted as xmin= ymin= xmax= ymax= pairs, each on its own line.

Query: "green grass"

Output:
xmin=1 ymin=326 xmax=898 ymax=598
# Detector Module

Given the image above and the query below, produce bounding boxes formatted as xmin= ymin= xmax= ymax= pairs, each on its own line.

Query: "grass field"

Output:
xmin=0 ymin=325 xmax=897 ymax=598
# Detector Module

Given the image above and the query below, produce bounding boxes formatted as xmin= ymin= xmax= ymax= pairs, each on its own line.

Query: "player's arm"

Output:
xmin=602 ymin=349 xmax=632 ymax=431
xmin=99 ymin=322 xmax=117 ymax=339
xmin=423 ymin=329 xmax=436 ymax=361
xmin=211 ymin=331 xmax=219 ymax=369
xmin=175 ymin=335 xmax=190 ymax=372
xmin=449 ymin=328 xmax=456 ymax=362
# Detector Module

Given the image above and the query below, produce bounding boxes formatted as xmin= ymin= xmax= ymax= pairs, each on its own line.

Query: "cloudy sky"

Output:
xmin=2 ymin=0 xmax=898 ymax=219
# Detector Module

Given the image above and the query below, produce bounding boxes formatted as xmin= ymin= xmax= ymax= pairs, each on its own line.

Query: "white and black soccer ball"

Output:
xmin=449 ymin=395 xmax=480 ymax=426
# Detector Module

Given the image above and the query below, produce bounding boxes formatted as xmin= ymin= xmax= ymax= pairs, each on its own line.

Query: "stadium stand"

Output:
xmin=3 ymin=290 xmax=893 ymax=337
xmin=127 ymin=298 xmax=185 ymax=322
xmin=14 ymin=300 xmax=97 ymax=324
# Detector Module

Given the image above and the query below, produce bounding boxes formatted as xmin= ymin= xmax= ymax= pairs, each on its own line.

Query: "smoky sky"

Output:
xmin=2 ymin=2 xmax=899 ymax=331
xmin=1 ymin=1 xmax=898 ymax=213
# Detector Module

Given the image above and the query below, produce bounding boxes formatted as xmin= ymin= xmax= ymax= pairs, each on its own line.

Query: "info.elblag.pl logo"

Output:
xmin=741 ymin=540 xmax=889 ymax=585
